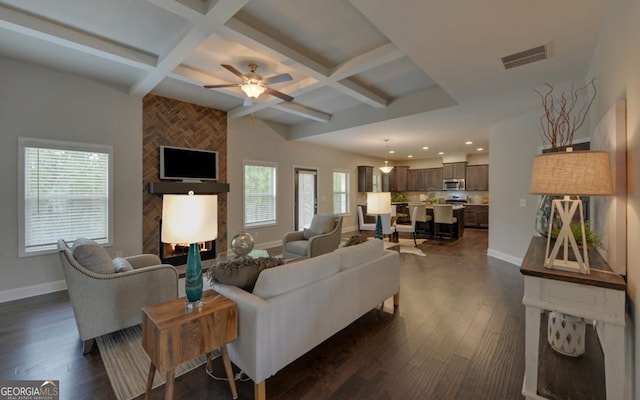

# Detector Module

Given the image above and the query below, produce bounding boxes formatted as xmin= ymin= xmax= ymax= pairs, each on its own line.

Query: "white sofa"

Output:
xmin=212 ymin=239 xmax=400 ymax=400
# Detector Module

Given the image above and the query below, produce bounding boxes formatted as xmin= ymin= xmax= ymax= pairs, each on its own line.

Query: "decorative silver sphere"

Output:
xmin=231 ymin=230 xmax=255 ymax=256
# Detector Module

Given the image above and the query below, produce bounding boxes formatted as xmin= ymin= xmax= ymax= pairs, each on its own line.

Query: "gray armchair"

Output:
xmin=282 ymin=214 xmax=343 ymax=259
xmin=57 ymin=239 xmax=179 ymax=354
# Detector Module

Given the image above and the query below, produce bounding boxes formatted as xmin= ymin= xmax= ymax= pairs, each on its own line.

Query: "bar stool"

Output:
xmin=433 ymin=204 xmax=457 ymax=239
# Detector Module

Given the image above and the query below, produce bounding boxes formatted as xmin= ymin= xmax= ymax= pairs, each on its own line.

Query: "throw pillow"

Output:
xmin=303 ymin=228 xmax=317 ymax=240
xmin=343 ymin=234 xmax=368 ymax=247
xmin=113 ymin=257 xmax=134 ymax=273
xmin=208 ymin=256 xmax=285 ymax=292
xmin=72 ymin=238 xmax=116 ymax=274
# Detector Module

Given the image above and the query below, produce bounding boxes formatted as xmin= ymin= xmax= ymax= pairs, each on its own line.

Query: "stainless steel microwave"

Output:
xmin=443 ymin=179 xmax=465 ymax=191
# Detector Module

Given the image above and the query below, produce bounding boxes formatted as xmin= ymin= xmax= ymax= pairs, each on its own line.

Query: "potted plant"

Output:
xmin=551 ymin=221 xmax=604 ymax=250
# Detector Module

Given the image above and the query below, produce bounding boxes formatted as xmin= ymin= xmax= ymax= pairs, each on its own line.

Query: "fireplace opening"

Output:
xmin=159 ymin=221 xmax=216 ymax=266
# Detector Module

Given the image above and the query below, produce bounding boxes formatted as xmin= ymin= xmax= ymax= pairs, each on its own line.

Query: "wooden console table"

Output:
xmin=520 ymin=237 xmax=627 ymax=399
xmin=142 ymin=290 xmax=238 ymax=400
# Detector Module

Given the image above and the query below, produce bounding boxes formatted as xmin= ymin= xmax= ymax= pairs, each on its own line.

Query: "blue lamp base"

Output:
xmin=185 ymin=242 xmax=204 ymax=311
xmin=374 ymin=214 xmax=383 ymax=240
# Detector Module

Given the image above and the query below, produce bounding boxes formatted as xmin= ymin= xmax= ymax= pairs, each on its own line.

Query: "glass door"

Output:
xmin=294 ymin=168 xmax=318 ymax=231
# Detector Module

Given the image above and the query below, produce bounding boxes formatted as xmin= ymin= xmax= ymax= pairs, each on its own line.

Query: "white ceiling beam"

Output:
xmin=330 ymin=43 xmax=403 ymax=80
xmin=131 ymin=0 xmax=249 ymax=96
xmin=271 ymin=103 xmax=332 ymax=122
xmin=223 ymin=18 xmax=331 ymax=78
xmin=0 ymin=4 xmax=156 ymax=70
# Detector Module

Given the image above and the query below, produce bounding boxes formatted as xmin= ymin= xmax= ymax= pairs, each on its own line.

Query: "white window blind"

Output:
xmin=333 ymin=171 xmax=349 ymax=215
xmin=19 ymin=137 xmax=112 ymax=256
xmin=244 ymin=162 xmax=277 ymax=227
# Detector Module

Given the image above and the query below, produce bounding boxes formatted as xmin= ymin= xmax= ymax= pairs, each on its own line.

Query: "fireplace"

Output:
xmin=159 ymin=222 xmax=216 ymax=266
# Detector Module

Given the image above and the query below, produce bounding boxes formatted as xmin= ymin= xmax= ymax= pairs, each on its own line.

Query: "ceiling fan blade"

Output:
xmin=262 ymin=73 xmax=293 ymax=85
xmin=221 ymin=64 xmax=245 ymax=80
xmin=264 ymin=87 xmax=294 ymax=102
xmin=203 ymin=83 xmax=240 ymax=89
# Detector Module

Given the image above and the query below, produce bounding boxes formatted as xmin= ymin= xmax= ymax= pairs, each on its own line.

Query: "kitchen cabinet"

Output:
xmin=442 ymin=162 xmax=467 ymax=180
xmin=357 ymin=166 xmax=374 ymax=192
xmin=384 ymin=166 xmax=409 ymax=192
xmin=466 ymin=164 xmax=489 ymax=191
xmin=464 ymin=204 xmax=489 ymax=228
xmin=425 ymin=168 xmax=443 ymax=191
xmin=407 ymin=169 xmax=426 ymax=191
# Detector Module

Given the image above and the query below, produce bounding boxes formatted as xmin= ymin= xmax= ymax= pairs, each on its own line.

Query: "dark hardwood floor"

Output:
xmin=0 ymin=229 xmax=602 ymax=399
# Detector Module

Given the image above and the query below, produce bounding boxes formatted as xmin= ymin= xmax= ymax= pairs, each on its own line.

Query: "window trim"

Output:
xmin=332 ymin=169 xmax=351 ymax=216
xmin=243 ymin=160 xmax=278 ymax=229
xmin=18 ymin=137 xmax=114 ymax=257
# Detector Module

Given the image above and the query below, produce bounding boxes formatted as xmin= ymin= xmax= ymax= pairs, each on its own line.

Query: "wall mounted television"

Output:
xmin=159 ymin=145 xmax=218 ymax=181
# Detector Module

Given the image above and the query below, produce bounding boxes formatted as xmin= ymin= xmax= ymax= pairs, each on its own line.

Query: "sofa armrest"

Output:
xmin=124 ymin=254 xmax=163 ymax=269
xmin=212 ymin=283 xmax=272 ymax=383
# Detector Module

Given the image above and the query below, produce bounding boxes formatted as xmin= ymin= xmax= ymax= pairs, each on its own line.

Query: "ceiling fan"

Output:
xmin=204 ymin=63 xmax=294 ymax=106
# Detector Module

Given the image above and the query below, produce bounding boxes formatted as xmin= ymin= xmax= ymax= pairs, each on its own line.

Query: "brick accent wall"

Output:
xmin=142 ymin=94 xmax=228 ymax=256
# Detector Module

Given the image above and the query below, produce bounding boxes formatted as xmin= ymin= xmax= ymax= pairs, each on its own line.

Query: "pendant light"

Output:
xmin=379 ymin=139 xmax=394 ymax=174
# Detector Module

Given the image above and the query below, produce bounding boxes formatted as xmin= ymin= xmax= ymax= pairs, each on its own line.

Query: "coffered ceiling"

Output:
xmin=0 ymin=0 xmax=607 ymax=160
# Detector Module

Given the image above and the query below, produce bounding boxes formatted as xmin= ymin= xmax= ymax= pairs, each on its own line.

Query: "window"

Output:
xmin=19 ymin=137 xmax=113 ymax=256
xmin=244 ymin=161 xmax=277 ymax=227
xmin=332 ymin=171 xmax=350 ymax=215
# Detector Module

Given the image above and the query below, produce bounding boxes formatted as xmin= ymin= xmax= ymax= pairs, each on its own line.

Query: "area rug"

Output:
xmin=383 ymin=238 xmax=427 ymax=256
xmin=96 ymin=325 xmax=207 ymax=400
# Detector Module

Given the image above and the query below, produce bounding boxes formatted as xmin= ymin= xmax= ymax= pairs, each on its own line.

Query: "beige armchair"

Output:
xmin=57 ymin=239 xmax=179 ymax=354
xmin=282 ymin=214 xmax=343 ymax=259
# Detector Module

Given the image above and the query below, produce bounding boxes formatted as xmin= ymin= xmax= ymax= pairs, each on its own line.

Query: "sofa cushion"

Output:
xmin=252 ymin=252 xmax=341 ymax=299
xmin=209 ymin=256 xmax=284 ymax=292
xmin=72 ymin=238 xmax=115 ymax=274
xmin=303 ymin=215 xmax=335 ymax=239
xmin=113 ymin=257 xmax=134 ymax=273
xmin=334 ymin=238 xmax=384 ymax=271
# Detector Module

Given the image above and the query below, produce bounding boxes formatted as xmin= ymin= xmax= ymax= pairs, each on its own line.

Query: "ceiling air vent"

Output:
xmin=501 ymin=45 xmax=547 ymax=69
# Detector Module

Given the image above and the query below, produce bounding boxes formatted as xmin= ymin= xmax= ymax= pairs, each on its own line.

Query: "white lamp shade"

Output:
xmin=367 ymin=192 xmax=392 ymax=214
xmin=161 ymin=194 xmax=218 ymax=244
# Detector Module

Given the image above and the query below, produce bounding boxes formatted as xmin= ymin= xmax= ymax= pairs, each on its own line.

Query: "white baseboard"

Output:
xmin=487 ymin=248 xmax=522 ymax=266
xmin=0 ymin=280 xmax=67 ymax=304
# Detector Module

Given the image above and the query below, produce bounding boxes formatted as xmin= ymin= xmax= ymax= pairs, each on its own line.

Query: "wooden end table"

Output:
xmin=520 ymin=237 xmax=627 ymax=400
xmin=142 ymin=290 xmax=238 ymax=400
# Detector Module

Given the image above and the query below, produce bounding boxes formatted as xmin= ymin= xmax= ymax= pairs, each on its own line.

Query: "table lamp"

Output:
xmin=162 ymin=191 xmax=218 ymax=310
xmin=529 ymin=150 xmax=612 ymax=274
xmin=367 ymin=192 xmax=391 ymax=240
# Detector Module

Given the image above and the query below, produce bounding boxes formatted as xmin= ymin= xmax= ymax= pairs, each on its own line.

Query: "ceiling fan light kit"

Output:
xmin=241 ymin=82 xmax=266 ymax=99
xmin=204 ymin=63 xmax=293 ymax=104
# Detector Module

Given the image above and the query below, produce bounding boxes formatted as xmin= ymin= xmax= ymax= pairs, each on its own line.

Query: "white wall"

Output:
xmin=227 ymin=117 xmax=383 ymax=248
xmin=487 ymin=109 xmax=542 ymax=264
xmin=587 ymin=0 xmax=640 ymax=396
xmin=0 ymin=58 xmax=143 ymax=301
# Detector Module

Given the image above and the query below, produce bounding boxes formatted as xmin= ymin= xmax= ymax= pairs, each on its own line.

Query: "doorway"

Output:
xmin=294 ymin=168 xmax=318 ymax=231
